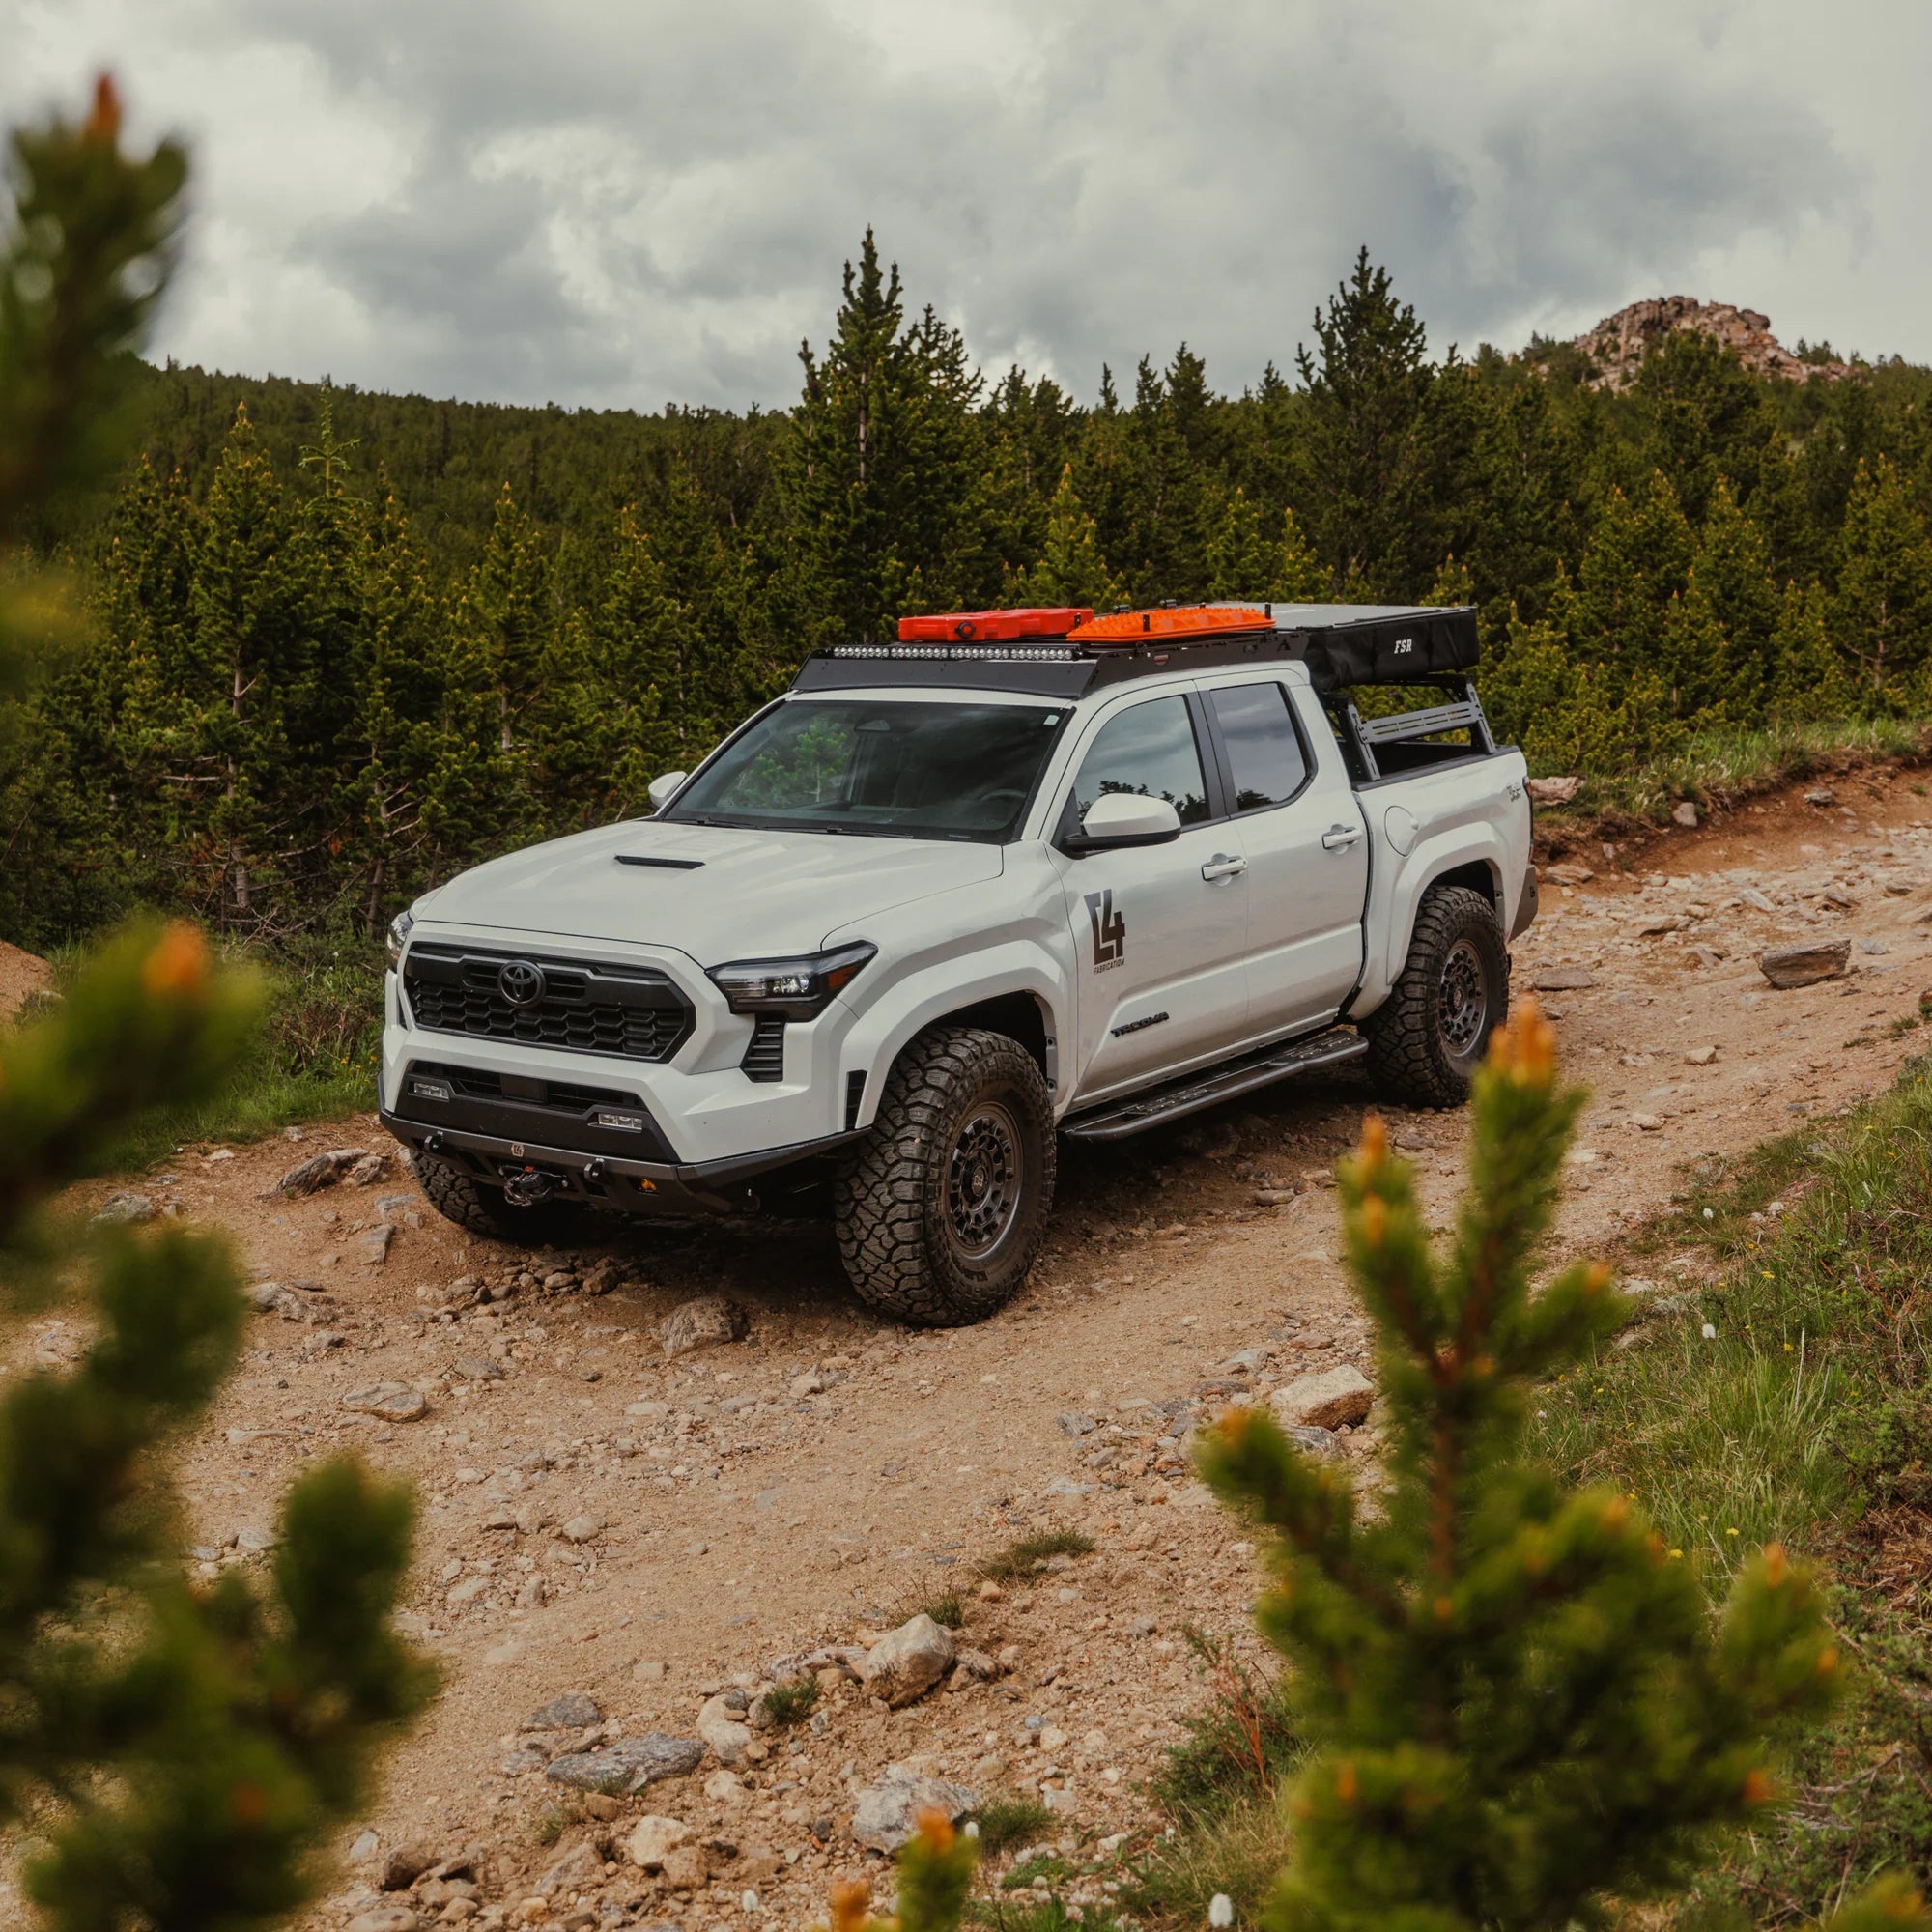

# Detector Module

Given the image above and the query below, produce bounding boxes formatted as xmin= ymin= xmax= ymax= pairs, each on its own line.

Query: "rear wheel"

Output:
xmin=1363 ymin=884 xmax=1509 ymax=1108
xmin=835 ymin=1026 xmax=1055 ymax=1325
xmin=412 ymin=1151 xmax=583 ymax=1245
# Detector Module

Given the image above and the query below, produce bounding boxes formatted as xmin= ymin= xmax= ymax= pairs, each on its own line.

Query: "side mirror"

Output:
xmin=646 ymin=771 xmax=689 ymax=811
xmin=1065 ymin=790 xmax=1182 ymax=852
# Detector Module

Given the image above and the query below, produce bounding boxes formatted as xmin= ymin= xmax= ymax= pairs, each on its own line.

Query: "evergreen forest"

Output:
xmin=9 ymin=235 xmax=1932 ymax=950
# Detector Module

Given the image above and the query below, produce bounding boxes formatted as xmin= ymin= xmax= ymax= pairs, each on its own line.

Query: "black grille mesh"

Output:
xmin=404 ymin=947 xmax=692 ymax=1063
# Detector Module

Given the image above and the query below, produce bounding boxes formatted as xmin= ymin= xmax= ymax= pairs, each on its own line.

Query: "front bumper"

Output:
xmin=381 ymin=1108 xmax=867 ymax=1216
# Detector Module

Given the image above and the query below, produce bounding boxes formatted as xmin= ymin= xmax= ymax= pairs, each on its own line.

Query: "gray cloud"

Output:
xmin=0 ymin=0 xmax=1913 ymax=410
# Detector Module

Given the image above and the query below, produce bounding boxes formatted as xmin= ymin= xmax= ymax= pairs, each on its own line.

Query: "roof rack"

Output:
xmin=794 ymin=602 xmax=1480 ymax=698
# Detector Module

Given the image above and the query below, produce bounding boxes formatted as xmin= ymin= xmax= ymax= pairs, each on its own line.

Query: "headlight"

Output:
xmin=706 ymin=941 xmax=876 ymax=1020
xmin=385 ymin=909 xmax=415 ymax=971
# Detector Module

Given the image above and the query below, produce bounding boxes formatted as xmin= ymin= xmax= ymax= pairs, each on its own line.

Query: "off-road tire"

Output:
xmin=835 ymin=1026 xmax=1056 ymax=1325
xmin=412 ymin=1151 xmax=582 ymax=1245
xmin=1364 ymin=884 xmax=1510 ymax=1109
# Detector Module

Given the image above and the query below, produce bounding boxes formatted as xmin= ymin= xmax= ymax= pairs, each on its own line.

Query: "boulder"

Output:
xmin=277 ymin=1148 xmax=367 ymax=1197
xmin=696 ymin=1692 xmax=752 ymax=1766
xmin=378 ymin=1844 xmax=434 ymax=1891
xmin=340 ymin=1382 xmax=428 ymax=1423
xmin=543 ymin=1732 xmax=704 ymax=1793
xmin=347 ymin=1911 xmax=418 ymax=1932
xmin=1529 ymin=966 xmax=1594 ymax=991
xmin=1526 ymin=776 xmax=1582 ymax=806
xmin=627 ymin=1815 xmax=692 ymax=1870
xmin=860 ymin=1614 xmax=956 ymax=1708
xmin=850 ymin=1764 xmax=978 ymax=1853
xmin=1671 ymin=801 xmax=1700 ymax=828
xmin=93 ymin=1189 xmax=156 ymax=1226
xmin=1544 ymin=862 xmax=1594 ymax=887
xmin=522 ymin=1691 xmax=602 ymax=1731
xmin=531 ymin=1841 xmax=602 ymax=1899
xmin=1758 ymin=939 xmax=1851 ymax=989
xmin=1269 ymin=1367 xmax=1375 ymax=1431
xmin=657 ymin=1294 xmax=747 ymax=1359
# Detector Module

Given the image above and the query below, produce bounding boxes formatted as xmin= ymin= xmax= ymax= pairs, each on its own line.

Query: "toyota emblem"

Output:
xmin=497 ymin=959 xmax=546 ymax=1008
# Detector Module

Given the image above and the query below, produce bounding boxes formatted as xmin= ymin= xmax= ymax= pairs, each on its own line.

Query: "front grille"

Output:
xmin=741 ymin=1016 xmax=787 ymax=1082
xmin=404 ymin=945 xmax=693 ymax=1063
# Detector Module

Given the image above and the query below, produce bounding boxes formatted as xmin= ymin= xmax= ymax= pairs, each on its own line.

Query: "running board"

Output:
xmin=1060 ymin=1027 xmax=1369 ymax=1143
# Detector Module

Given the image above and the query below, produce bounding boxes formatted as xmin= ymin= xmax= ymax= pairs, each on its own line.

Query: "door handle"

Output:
xmin=1201 ymin=853 xmax=1247 ymax=881
xmin=1321 ymin=824 xmax=1363 ymax=850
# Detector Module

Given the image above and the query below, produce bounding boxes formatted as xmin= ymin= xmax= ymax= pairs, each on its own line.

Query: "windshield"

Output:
xmin=662 ymin=697 xmax=1066 ymax=842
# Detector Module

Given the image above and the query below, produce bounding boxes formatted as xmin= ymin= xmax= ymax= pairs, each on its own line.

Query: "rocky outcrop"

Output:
xmin=1571 ymin=297 xmax=1853 ymax=392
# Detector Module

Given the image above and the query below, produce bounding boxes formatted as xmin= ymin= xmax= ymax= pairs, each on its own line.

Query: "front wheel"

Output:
xmin=834 ymin=1027 xmax=1056 ymax=1325
xmin=1363 ymin=884 xmax=1510 ymax=1108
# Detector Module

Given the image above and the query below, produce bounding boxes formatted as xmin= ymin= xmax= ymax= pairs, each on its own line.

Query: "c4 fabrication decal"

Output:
xmin=1085 ymin=889 xmax=1125 ymax=971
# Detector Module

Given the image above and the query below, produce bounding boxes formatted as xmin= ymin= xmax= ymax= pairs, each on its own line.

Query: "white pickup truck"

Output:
xmin=380 ymin=601 xmax=1535 ymax=1324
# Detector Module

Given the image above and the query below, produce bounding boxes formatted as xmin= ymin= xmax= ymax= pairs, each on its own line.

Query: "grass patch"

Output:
xmin=1529 ymin=1051 xmax=1932 ymax=1919
xmin=921 ymin=1591 xmax=964 ymax=1630
xmin=532 ymin=1800 xmax=581 ymax=1847
xmin=758 ymin=1674 xmax=819 ymax=1727
xmin=977 ymin=1529 xmax=1095 ymax=1586
xmin=1533 ymin=715 xmax=1928 ymax=840
xmin=1147 ymin=1630 xmax=1303 ymax=1826
xmin=31 ymin=929 xmax=384 ymax=1174
xmin=970 ymin=1794 xmax=1055 ymax=1857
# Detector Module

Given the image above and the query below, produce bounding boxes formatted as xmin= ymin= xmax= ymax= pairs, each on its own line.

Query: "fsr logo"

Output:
xmin=1085 ymin=889 xmax=1125 ymax=971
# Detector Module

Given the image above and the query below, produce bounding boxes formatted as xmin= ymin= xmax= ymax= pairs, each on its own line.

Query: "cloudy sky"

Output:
xmin=5 ymin=0 xmax=1926 ymax=412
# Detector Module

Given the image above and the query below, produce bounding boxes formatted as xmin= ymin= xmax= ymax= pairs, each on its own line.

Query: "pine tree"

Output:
xmin=1831 ymin=454 xmax=1932 ymax=713
xmin=1196 ymin=1002 xmax=1926 ymax=1932
xmin=1207 ymin=488 xmax=1272 ymax=599
xmin=1769 ymin=580 xmax=1853 ymax=722
xmin=0 ymin=75 xmax=431 ymax=1932
xmin=781 ymin=230 xmax=983 ymax=642
xmin=1007 ymin=465 xmax=1125 ymax=610
xmin=190 ymin=403 xmax=306 ymax=927
xmin=1686 ymin=477 xmax=1781 ymax=715
xmin=1565 ymin=470 xmax=1694 ymax=684
xmin=1293 ymin=249 xmax=1458 ymax=598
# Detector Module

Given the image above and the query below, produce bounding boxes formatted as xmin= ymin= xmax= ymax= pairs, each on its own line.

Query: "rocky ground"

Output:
xmin=14 ymin=762 xmax=1932 ymax=1932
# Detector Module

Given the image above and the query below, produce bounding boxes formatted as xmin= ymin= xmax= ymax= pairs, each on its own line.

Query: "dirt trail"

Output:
xmin=29 ymin=763 xmax=1932 ymax=1930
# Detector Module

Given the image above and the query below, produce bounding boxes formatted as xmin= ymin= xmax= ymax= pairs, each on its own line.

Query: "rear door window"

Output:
xmin=1208 ymin=682 xmax=1310 ymax=812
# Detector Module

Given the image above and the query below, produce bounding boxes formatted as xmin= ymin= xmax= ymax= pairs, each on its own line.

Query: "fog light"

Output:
xmin=409 ymin=1076 xmax=453 ymax=1103
xmin=594 ymin=1109 xmax=646 ymax=1133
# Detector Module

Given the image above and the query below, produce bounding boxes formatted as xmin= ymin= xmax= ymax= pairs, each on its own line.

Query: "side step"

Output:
xmin=1060 ymin=1027 xmax=1369 ymax=1143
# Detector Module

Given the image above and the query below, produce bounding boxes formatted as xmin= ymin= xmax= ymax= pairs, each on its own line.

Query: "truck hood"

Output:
xmin=415 ymin=819 xmax=1005 ymax=963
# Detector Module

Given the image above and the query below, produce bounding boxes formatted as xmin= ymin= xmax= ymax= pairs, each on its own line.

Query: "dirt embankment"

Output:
xmin=14 ymin=765 xmax=1932 ymax=1931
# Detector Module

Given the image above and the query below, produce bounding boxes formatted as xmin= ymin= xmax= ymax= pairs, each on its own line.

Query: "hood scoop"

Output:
xmin=615 ymin=854 xmax=704 ymax=870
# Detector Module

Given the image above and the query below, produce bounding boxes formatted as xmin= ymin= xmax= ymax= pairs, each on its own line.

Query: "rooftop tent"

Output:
xmin=1260 ymin=604 xmax=1480 ymax=690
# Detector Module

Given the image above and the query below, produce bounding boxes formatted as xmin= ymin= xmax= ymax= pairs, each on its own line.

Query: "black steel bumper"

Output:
xmin=380 ymin=1109 xmax=868 ymax=1217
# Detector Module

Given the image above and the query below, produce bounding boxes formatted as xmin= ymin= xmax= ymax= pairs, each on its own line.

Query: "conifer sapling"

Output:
xmin=1198 ymin=997 xmax=1926 ymax=1932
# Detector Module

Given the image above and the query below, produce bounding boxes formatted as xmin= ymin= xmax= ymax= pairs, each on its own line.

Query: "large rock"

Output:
xmin=1526 ymin=776 xmax=1582 ymax=806
xmin=850 ymin=1764 xmax=978 ymax=1854
xmin=544 ymin=1732 xmax=704 ymax=1793
xmin=378 ymin=1845 xmax=433 ymax=1891
xmin=347 ymin=1910 xmax=418 ymax=1932
xmin=93 ymin=1189 xmax=156 ymax=1226
xmin=531 ymin=1842 xmax=602 ymax=1899
xmin=657 ymin=1294 xmax=747 ymax=1359
xmin=1758 ymin=939 xmax=1851 ymax=989
xmin=696 ymin=1693 xmax=753 ymax=1766
xmin=340 ymin=1382 xmax=428 ymax=1423
xmin=523 ymin=1691 xmax=602 ymax=1731
xmin=1529 ymin=966 xmax=1594 ymax=991
xmin=1270 ymin=1367 xmax=1375 ymax=1431
xmin=626 ymin=1815 xmax=692 ymax=1870
xmin=860 ymin=1614 xmax=956 ymax=1709
xmin=277 ymin=1148 xmax=367 ymax=1197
